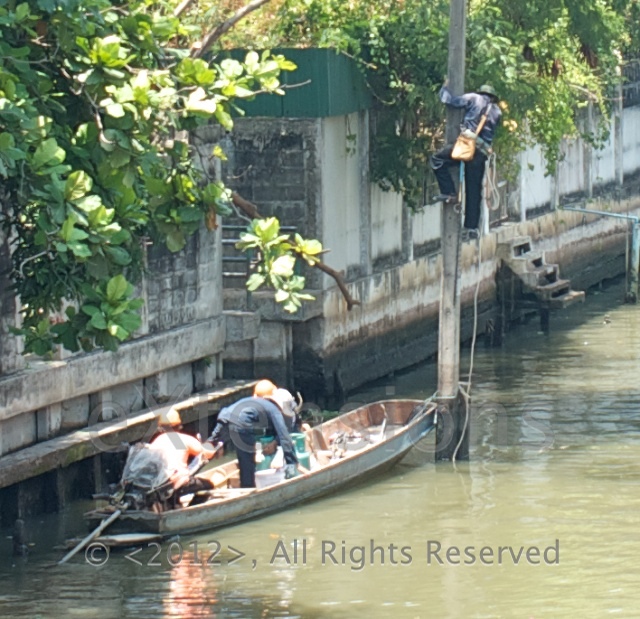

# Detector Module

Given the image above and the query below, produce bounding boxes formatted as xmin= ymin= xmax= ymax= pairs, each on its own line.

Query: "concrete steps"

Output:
xmin=548 ymin=289 xmax=586 ymax=309
xmin=497 ymin=236 xmax=585 ymax=309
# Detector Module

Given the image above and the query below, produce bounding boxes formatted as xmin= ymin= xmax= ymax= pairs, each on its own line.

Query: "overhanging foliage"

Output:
xmin=0 ymin=0 xmax=301 ymax=354
xmin=223 ymin=0 xmax=640 ymax=208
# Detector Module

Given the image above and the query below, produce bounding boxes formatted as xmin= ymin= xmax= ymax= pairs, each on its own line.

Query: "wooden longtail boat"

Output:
xmin=85 ymin=399 xmax=435 ymax=541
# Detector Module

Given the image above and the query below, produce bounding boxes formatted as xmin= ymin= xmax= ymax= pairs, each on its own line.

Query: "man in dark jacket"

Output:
xmin=431 ymin=82 xmax=502 ymax=232
xmin=208 ymin=394 xmax=302 ymax=488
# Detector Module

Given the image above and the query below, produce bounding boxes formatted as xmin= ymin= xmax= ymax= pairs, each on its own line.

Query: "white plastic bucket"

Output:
xmin=255 ymin=468 xmax=285 ymax=489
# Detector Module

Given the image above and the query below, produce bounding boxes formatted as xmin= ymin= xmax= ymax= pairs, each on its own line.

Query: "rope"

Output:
xmin=485 ymin=151 xmax=500 ymax=212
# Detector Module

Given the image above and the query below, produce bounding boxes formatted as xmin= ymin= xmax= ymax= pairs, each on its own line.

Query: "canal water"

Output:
xmin=2 ymin=278 xmax=640 ymax=618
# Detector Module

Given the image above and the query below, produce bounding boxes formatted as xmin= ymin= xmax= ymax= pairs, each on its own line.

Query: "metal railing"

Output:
xmin=561 ymin=205 xmax=640 ymax=302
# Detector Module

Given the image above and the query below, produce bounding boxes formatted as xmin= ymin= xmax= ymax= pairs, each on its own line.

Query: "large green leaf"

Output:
xmin=74 ymin=195 xmax=103 ymax=211
xmin=81 ymin=304 xmax=100 ymax=317
xmin=68 ymin=241 xmax=92 ymax=258
xmin=32 ymin=137 xmax=66 ymax=169
xmin=104 ymin=245 xmax=131 ymax=265
xmin=106 ymin=274 xmax=129 ymax=302
xmin=65 ymin=170 xmax=93 ymax=201
xmin=108 ymin=323 xmax=129 ymax=340
xmin=60 ymin=217 xmax=81 ymax=242
xmin=255 ymin=217 xmax=280 ymax=243
xmin=178 ymin=206 xmax=203 ymax=223
xmin=271 ymin=255 xmax=295 ymax=278
xmin=115 ymin=312 xmax=141 ymax=333
xmin=90 ymin=312 xmax=108 ymax=330
xmin=15 ymin=3 xmax=31 ymax=22
xmin=105 ymin=103 xmax=125 ymax=118
xmin=186 ymin=93 xmax=217 ymax=115
xmin=247 ymin=273 xmax=266 ymax=291
xmin=0 ymin=132 xmax=15 ymax=150
xmin=165 ymin=228 xmax=186 ymax=252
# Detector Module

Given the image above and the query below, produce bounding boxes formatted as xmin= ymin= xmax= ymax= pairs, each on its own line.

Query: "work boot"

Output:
xmin=432 ymin=194 xmax=458 ymax=205
xmin=462 ymin=228 xmax=480 ymax=242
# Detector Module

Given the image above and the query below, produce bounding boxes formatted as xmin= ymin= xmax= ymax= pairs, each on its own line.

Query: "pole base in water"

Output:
xmin=435 ymin=392 xmax=469 ymax=462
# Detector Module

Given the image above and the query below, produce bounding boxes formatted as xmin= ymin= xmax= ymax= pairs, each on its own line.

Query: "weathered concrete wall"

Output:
xmin=215 ymin=102 xmax=640 ymax=404
xmin=623 ymin=107 xmax=640 ymax=177
xmin=320 ymin=113 xmax=364 ymax=280
xmin=411 ymin=202 xmax=441 ymax=251
xmin=142 ymin=229 xmax=222 ymax=333
xmin=0 ymin=226 xmax=226 ymax=456
xmin=518 ymin=103 xmax=632 ymax=216
xmin=196 ymin=118 xmax=326 ymax=384
xmin=199 ymin=119 xmax=322 ymax=232
xmin=293 ymin=201 xmax=639 ymax=402
xmin=371 ymin=184 xmax=404 ymax=268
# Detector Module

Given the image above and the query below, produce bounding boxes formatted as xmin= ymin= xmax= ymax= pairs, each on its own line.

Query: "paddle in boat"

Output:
xmin=77 ymin=399 xmax=435 ymax=549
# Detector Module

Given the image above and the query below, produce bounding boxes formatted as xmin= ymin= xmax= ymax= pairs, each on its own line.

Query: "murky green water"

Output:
xmin=3 ymin=279 xmax=640 ymax=618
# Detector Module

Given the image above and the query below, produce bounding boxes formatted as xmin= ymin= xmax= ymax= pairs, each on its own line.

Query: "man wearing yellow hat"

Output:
xmin=253 ymin=379 xmax=277 ymax=398
xmin=251 ymin=380 xmax=310 ymax=433
xmin=208 ymin=383 xmax=308 ymax=488
xmin=151 ymin=408 xmax=216 ymax=492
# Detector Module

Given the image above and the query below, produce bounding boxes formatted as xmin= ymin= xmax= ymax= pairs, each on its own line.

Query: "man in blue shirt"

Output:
xmin=431 ymin=82 xmax=502 ymax=233
xmin=208 ymin=393 xmax=302 ymax=488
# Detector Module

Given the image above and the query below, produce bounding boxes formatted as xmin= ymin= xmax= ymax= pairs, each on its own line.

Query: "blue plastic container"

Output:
xmin=290 ymin=432 xmax=306 ymax=453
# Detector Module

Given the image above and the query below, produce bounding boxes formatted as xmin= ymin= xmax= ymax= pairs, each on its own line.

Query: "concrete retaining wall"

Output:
xmin=214 ymin=104 xmax=640 ymax=404
xmin=0 ymin=226 xmax=226 ymax=456
xmin=294 ymin=203 xmax=638 ymax=402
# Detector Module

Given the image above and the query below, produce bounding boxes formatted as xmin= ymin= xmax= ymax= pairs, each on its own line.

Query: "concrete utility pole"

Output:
xmin=436 ymin=0 xmax=469 ymax=461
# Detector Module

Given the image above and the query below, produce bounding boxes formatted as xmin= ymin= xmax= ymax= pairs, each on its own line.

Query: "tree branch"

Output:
xmin=231 ymin=192 xmax=361 ymax=311
xmin=173 ymin=0 xmax=195 ymax=18
xmin=191 ymin=0 xmax=273 ymax=59
xmin=311 ymin=261 xmax=361 ymax=311
xmin=231 ymin=192 xmax=261 ymax=219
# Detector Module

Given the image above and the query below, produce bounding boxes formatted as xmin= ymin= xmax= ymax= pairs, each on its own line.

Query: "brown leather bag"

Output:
xmin=451 ymin=133 xmax=477 ymax=161
xmin=451 ymin=106 xmax=490 ymax=162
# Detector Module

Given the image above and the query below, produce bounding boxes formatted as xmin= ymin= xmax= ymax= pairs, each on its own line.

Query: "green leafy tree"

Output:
xmin=0 ymin=0 xmax=313 ymax=355
xmin=237 ymin=217 xmax=323 ymax=312
xmin=231 ymin=0 xmax=640 ymax=205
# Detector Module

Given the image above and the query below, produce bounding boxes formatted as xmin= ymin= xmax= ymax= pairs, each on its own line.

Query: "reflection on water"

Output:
xmin=3 ymin=280 xmax=640 ymax=617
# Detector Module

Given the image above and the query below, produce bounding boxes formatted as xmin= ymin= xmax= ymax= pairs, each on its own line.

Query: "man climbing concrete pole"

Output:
xmin=431 ymin=83 xmax=502 ymax=237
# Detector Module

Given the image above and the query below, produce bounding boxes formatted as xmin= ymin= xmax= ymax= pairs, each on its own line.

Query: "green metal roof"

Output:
xmin=227 ymin=48 xmax=372 ymax=118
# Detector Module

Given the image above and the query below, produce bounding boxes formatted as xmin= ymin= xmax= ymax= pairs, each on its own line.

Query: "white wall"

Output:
xmin=623 ymin=106 xmax=640 ymax=176
xmin=371 ymin=184 xmax=403 ymax=260
xmin=557 ymin=136 xmax=586 ymax=196
xmin=412 ymin=203 xmax=441 ymax=247
xmin=320 ymin=113 xmax=362 ymax=285
xmin=519 ymin=104 xmax=640 ymax=218
xmin=520 ymin=143 xmax=552 ymax=212
xmin=592 ymin=124 xmax=616 ymax=186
